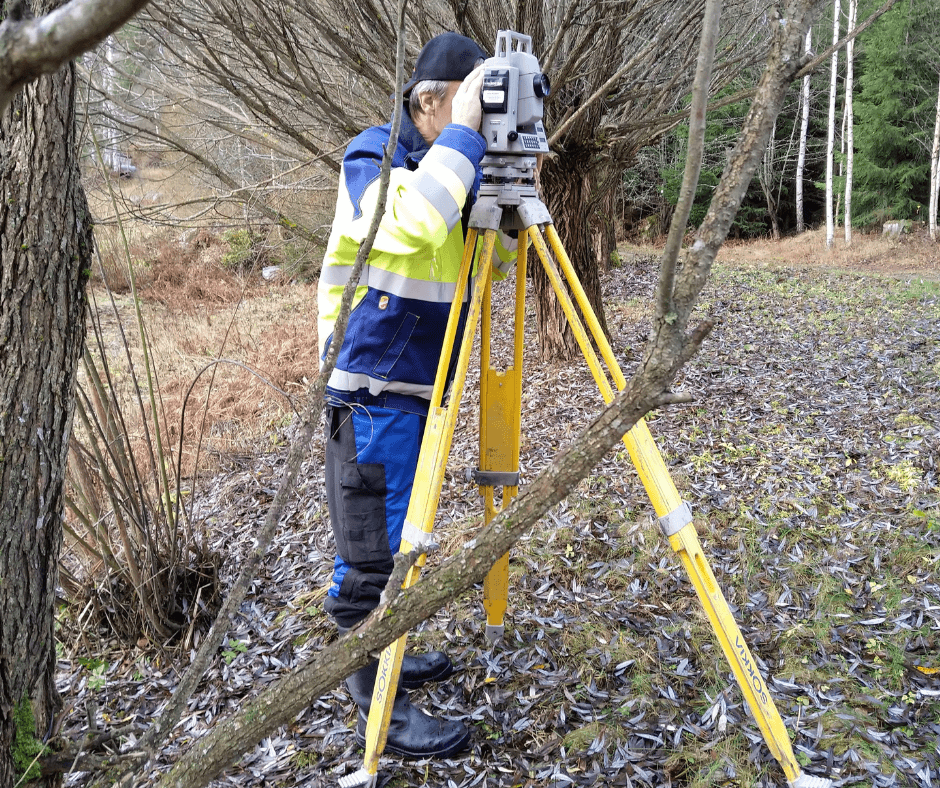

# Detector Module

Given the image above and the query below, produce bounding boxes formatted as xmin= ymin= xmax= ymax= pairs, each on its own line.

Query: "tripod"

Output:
xmin=340 ymin=154 xmax=831 ymax=788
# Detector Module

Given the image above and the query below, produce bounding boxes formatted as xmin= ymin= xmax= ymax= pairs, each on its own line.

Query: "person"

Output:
xmin=316 ymin=32 xmax=518 ymax=759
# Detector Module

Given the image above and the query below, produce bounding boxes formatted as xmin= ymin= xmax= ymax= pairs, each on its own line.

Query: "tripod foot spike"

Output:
xmin=485 ymin=624 xmax=504 ymax=645
xmin=338 ymin=768 xmax=377 ymax=788
xmin=788 ymin=773 xmax=833 ymax=788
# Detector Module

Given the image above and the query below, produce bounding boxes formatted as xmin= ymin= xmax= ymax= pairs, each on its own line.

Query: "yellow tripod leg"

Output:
xmin=343 ymin=230 xmax=497 ymax=788
xmin=479 ymin=235 xmax=528 ymax=643
xmin=527 ymin=223 xmax=827 ymax=788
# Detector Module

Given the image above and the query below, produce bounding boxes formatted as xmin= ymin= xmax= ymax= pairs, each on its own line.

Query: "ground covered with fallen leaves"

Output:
xmin=60 ymin=238 xmax=940 ymax=788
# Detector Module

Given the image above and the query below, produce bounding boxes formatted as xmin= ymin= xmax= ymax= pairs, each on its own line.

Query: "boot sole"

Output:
xmin=355 ymin=726 xmax=471 ymax=760
xmin=399 ymin=660 xmax=455 ymax=690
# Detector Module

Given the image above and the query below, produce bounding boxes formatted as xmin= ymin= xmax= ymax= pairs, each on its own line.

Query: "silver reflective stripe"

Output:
xmin=322 ymin=262 xmax=459 ymax=303
xmin=499 ymin=230 xmax=519 ymax=253
xmin=410 ymin=170 xmax=461 ymax=230
xmin=658 ymin=501 xmax=693 ymax=536
xmin=328 ymin=368 xmax=434 ymax=399
xmin=401 ymin=519 xmax=438 ymax=553
xmin=423 ymin=145 xmax=476 ymax=192
xmin=365 ymin=267 xmax=457 ymax=302
xmin=493 ymin=255 xmax=515 ymax=276
xmin=319 ymin=263 xmax=356 ymax=287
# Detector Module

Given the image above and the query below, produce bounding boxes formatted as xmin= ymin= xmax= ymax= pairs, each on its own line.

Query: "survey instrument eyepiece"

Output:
xmin=479 ymin=30 xmax=550 ymax=156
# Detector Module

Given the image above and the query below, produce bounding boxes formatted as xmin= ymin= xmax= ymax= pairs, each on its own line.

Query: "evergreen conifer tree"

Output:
xmin=852 ymin=0 xmax=940 ymax=226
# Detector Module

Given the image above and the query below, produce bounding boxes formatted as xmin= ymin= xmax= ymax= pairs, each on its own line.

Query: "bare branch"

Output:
xmin=794 ymin=0 xmax=898 ymax=80
xmin=657 ymin=0 xmax=722 ymax=322
xmin=657 ymin=0 xmax=901 ymax=130
xmin=0 ymin=0 xmax=150 ymax=113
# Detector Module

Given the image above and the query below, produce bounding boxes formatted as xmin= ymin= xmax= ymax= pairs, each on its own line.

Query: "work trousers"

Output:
xmin=323 ymin=403 xmax=425 ymax=629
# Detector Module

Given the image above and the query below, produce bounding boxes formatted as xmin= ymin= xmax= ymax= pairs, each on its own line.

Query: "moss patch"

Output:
xmin=13 ymin=697 xmax=47 ymax=782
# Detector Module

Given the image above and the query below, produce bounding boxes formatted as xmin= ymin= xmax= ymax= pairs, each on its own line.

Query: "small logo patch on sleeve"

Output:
xmin=379 ymin=295 xmax=389 ymax=310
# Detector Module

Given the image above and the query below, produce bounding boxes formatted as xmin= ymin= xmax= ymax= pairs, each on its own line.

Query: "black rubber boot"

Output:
xmin=346 ymin=661 xmax=471 ymax=759
xmin=336 ymin=627 xmax=453 ymax=689
xmin=400 ymin=650 xmax=454 ymax=689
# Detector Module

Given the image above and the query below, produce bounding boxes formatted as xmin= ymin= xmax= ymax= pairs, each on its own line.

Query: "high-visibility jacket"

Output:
xmin=317 ymin=109 xmax=516 ymax=415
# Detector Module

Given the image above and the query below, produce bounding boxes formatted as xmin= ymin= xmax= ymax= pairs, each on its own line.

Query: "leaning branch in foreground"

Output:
xmin=156 ymin=6 xmax=826 ymax=785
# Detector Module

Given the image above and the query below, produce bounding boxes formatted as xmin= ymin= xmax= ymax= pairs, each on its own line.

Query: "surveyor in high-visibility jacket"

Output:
xmin=316 ymin=32 xmax=516 ymax=760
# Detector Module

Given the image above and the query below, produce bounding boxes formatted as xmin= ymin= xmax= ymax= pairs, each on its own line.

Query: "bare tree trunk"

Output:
xmin=1 ymin=1 xmax=151 ymax=783
xmin=763 ymin=186 xmax=781 ymax=239
xmin=591 ymin=186 xmax=617 ymax=272
xmin=825 ymin=0 xmax=840 ymax=248
xmin=534 ymin=154 xmax=611 ymax=360
xmin=0 ymin=11 xmax=93 ymax=788
xmin=796 ymin=28 xmax=812 ymax=233
xmin=844 ymin=0 xmax=857 ymax=243
xmin=930 ymin=69 xmax=940 ymax=241
xmin=759 ymin=118 xmax=781 ymax=240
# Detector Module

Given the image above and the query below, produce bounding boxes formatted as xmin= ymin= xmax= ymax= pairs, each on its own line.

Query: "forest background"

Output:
xmin=83 ymin=0 xmax=940 ymax=261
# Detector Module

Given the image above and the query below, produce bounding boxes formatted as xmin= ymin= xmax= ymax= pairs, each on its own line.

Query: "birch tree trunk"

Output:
xmin=796 ymin=28 xmax=812 ymax=233
xmin=844 ymin=0 xmax=857 ymax=243
xmin=930 ymin=69 xmax=940 ymax=241
xmin=103 ymin=36 xmax=120 ymax=172
xmin=836 ymin=104 xmax=845 ymax=225
xmin=825 ymin=0 xmax=841 ymax=248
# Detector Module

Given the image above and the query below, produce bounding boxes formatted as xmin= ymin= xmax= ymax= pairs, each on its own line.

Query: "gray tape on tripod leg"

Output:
xmin=658 ymin=501 xmax=693 ymax=536
xmin=466 ymin=468 xmax=520 ymax=487
xmin=401 ymin=520 xmax=438 ymax=554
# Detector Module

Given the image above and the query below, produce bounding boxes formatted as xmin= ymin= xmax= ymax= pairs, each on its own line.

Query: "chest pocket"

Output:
xmin=373 ymin=312 xmax=419 ymax=379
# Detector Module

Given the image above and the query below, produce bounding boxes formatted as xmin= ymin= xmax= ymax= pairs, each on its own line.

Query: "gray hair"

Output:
xmin=409 ymin=57 xmax=484 ymax=116
xmin=409 ymin=80 xmax=450 ymax=116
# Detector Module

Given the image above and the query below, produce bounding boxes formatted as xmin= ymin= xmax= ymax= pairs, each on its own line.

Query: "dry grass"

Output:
xmin=715 ymin=226 xmax=940 ymax=279
xmin=624 ymin=225 xmax=940 ymax=281
xmin=86 ymin=223 xmax=320 ymax=481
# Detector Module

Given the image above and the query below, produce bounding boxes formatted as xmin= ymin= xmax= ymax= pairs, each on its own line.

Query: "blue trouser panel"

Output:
xmin=323 ymin=403 xmax=425 ymax=628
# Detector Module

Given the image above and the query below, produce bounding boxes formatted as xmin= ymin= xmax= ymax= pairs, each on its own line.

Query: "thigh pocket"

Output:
xmin=337 ymin=461 xmax=393 ymax=571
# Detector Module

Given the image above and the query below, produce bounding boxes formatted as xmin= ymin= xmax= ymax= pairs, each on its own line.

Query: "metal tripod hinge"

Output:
xmin=470 ymin=154 xmax=551 ymax=232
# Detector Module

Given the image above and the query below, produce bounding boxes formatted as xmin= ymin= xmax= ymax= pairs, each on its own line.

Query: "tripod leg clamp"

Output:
xmin=658 ymin=501 xmax=693 ymax=537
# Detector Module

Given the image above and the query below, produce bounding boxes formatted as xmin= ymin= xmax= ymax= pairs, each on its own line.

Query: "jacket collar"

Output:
xmin=399 ymin=107 xmax=431 ymax=170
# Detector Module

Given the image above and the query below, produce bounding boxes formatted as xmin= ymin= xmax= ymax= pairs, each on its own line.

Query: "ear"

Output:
xmin=418 ymin=92 xmax=437 ymax=116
